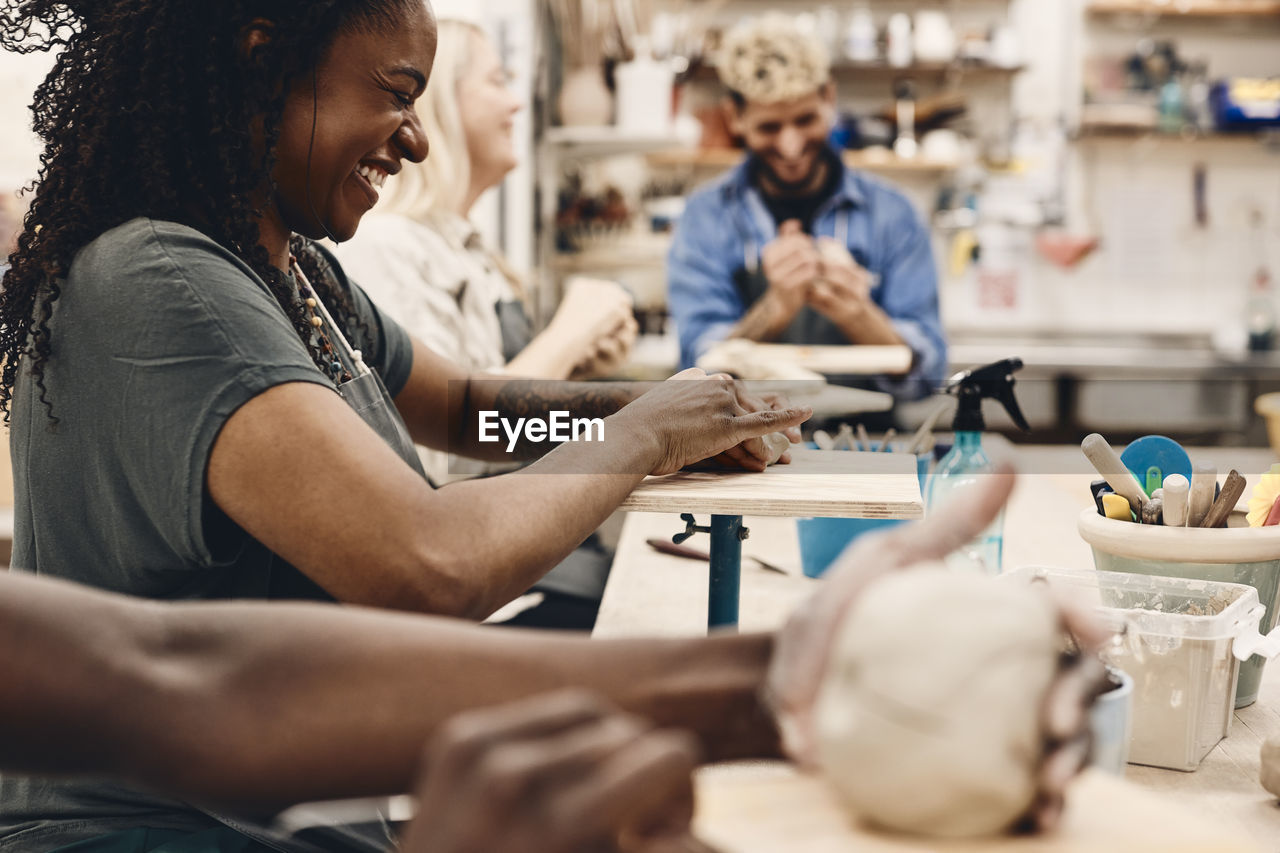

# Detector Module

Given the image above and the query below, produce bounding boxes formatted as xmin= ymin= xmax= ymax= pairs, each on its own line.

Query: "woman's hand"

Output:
xmin=400 ymin=690 xmax=719 ymax=853
xmin=764 ymin=465 xmax=1111 ymax=833
xmin=551 ymin=277 xmax=635 ymax=348
xmin=618 ymin=370 xmax=810 ymax=476
xmin=572 ymin=313 xmax=640 ymax=380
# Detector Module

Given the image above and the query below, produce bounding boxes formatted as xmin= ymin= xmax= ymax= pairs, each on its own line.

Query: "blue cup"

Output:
xmin=797 ymin=447 xmax=930 ymax=579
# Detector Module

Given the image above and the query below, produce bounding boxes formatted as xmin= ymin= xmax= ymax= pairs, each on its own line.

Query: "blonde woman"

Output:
xmin=338 ymin=18 xmax=636 ymax=391
xmin=336 ymin=20 xmax=639 ymax=628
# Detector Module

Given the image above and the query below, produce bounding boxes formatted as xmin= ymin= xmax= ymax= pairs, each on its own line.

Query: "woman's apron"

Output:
xmin=201 ymin=266 xmax=419 ymax=853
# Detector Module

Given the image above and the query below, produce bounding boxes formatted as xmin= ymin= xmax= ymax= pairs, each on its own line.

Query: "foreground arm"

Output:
xmin=0 ymin=571 xmax=778 ymax=813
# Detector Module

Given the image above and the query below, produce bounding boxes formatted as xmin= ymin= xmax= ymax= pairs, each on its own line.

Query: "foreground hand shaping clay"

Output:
xmin=766 ymin=465 xmax=1111 ymax=834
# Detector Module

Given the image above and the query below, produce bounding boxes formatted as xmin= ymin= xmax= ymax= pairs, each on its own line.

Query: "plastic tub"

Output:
xmin=797 ymin=450 xmax=928 ymax=578
xmin=1005 ymin=566 xmax=1279 ymax=771
xmin=1078 ymin=509 xmax=1280 ymax=707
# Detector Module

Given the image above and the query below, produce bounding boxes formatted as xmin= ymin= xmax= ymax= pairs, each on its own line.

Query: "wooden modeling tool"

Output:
xmin=1082 ymin=433 xmax=1149 ymax=514
xmin=1200 ymin=470 xmax=1246 ymax=529
xmin=1141 ymin=498 xmax=1164 ymax=526
xmin=1162 ymin=473 xmax=1189 ymax=527
xmin=1102 ymin=493 xmax=1134 ymax=522
xmin=813 ymin=430 xmax=836 ymax=451
xmin=1188 ymin=465 xmax=1217 ymax=527
xmin=856 ymin=423 xmax=872 ymax=454
xmin=879 ymin=428 xmax=897 ymax=452
xmin=835 ymin=424 xmax=855 ymax=451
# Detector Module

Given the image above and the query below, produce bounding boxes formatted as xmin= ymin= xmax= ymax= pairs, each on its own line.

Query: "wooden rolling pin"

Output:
xmin=1082 ymin=434 xmax=1149 ymax=515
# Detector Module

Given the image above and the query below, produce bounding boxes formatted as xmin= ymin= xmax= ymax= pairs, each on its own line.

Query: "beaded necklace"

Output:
xmin=289 ymin=254 xmax=369 ymax=385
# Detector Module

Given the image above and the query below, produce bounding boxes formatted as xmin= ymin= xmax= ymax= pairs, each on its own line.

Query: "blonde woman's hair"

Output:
xmin=378 ymin=18 xmax=483 ymax=223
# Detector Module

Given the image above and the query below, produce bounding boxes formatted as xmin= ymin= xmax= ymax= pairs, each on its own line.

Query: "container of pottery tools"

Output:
xmin=1078 ymin=509 xmax=1280 ymax=708
xmin=1005 ymin=566 xmax=1280 ymax=771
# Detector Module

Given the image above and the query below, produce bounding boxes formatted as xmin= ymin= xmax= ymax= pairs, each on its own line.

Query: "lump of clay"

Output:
xmin=813 ymin=567 xmax=1061 ymax=838
xmin=762 ymin=432 xmax=790 ymax=466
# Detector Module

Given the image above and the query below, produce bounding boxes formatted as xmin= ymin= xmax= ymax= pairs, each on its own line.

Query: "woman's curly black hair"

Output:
xmin=0 ymin=0 xmax=423 ymax=420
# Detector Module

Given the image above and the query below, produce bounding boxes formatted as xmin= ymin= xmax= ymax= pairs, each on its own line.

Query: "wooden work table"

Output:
xmin=595 ymin=445 xmax=1280 ymax=851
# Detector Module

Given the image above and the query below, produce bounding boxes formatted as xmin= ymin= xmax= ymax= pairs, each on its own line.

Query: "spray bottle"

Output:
xmin=924 ymin=357 xmax=1029 ymax=574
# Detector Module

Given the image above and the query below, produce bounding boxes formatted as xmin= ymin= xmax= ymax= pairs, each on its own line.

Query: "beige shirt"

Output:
xmin=336 ymin=212 xmax=520 ymax=483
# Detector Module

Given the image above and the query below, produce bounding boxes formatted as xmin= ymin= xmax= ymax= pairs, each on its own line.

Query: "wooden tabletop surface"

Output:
xmin=597 ymin=445 xmax=1280 ymax=851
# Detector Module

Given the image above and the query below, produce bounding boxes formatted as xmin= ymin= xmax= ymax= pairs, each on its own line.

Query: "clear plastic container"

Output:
xmin=1078 ymin=509 xmax=1280 ymax=707
xmin=1004 ymin=566 xmax=1280 ymax=771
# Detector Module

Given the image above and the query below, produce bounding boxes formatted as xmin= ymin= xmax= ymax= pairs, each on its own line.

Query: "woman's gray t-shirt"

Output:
xmin=0 ymin=218 xmax=415 ymax=850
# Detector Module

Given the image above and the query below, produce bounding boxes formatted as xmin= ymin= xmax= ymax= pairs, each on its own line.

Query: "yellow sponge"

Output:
xmin=1102 ymin=493 xmax=1134 ymax=522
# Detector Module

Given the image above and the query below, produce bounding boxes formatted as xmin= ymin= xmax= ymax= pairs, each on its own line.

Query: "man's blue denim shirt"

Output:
xmin=666 ymin=153 xmax=947 ymax=400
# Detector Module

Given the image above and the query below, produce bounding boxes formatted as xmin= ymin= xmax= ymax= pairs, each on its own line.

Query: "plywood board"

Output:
xmin=619 ymin=448 xmax=923 ymax=519
xmin=695 ymin=765 xmax=1260 ymax=853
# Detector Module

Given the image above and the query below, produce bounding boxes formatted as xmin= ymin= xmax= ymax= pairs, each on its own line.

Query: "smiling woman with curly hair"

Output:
xmin=0 ymin=0 xmax=810 ymax=847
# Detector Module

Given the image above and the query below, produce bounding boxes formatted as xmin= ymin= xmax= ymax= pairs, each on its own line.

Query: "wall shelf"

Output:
xmin=1076 ymin=123 xmax=1280 ymax=141
xmin=695 ymin=60 xmax=1025 ymax=83
xmin=645 ymin=148 xmax=959 ymax=174
xmin=543 ymin=127 xmax=694 ymax=158
xmin=1086 ymin=0 xmax=1280 ymax=17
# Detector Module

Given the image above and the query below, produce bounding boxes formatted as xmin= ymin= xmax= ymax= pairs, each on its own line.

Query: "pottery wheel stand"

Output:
xmin=618 ymin=448 xmax=926 ymax=633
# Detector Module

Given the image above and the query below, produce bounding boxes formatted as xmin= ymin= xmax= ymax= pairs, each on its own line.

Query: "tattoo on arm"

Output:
xmin=492 ymin=380 xmax=634 ymax=421
xmin=476 ymin=380 xmax=639 ymax=459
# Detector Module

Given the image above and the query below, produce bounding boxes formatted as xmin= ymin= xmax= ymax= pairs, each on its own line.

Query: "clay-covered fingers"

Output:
xmin=731 ymin=386 xmax=806 ymax=465
xmin=769 ymin=250 xmax=820 ymax=288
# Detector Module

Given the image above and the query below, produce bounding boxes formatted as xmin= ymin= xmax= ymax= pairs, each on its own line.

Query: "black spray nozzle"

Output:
xmin=943 ymin=357 xmax=1029 ymax=433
